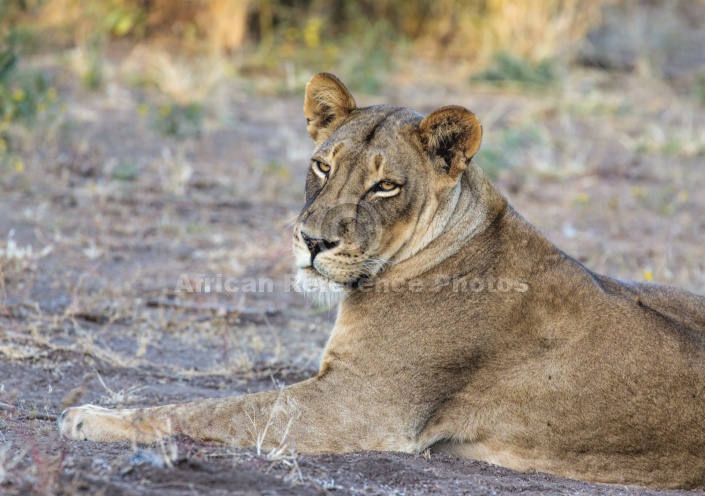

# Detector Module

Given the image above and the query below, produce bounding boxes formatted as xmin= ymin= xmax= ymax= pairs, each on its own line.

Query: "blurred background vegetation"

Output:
xmin=3 ymin=0 xmax=705 ymax=116
xmin=2 ymin=0 xmax=703 ymax=87
xmin=0 ymin=0 xmax=701 ymax=144
xmin=1 ymin=0 xmax=704 ymax=124
xmin=4 ymin=0 xmax=602 ymax=61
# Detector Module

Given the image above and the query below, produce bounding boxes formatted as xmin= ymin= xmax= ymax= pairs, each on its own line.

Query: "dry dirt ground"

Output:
xmin=1 ymin=56 xmax=704 ymax=495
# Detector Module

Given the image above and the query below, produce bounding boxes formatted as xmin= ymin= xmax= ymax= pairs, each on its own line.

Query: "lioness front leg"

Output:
xmin=59 ymin=377 xmax=412 ymax=453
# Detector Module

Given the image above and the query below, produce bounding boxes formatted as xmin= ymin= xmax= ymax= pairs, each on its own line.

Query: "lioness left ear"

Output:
xmin=304 ymin=73 xmax=356 ymax=145
xmin=419 ymin=106 xmax=482 ymax=180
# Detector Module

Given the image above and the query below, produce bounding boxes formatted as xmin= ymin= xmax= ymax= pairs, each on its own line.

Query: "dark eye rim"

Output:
xmin=312 ymin=159 xmax=330 ymax=175
xmin=371 ymin=180 xmax=402 ymax=193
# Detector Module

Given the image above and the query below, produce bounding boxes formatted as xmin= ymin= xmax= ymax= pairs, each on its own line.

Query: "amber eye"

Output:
xmin=373 ymin=180 xmax=401 ymax=197
xmin=312 ymin=160 xmax=330 ymax=178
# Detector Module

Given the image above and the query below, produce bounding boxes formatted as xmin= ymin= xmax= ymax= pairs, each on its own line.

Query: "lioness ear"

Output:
xmin=304 ymin=73 xmax=356 ymax=144
xmin=419 ymin=106 xmax=482 ymax=180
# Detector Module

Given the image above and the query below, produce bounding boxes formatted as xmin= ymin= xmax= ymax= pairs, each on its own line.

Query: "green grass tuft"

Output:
xmin=472 ymin=52 xmax=559 ymax=87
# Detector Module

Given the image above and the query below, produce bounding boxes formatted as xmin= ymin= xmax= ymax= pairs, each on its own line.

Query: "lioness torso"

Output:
xmin=319 ymin=177 xmax=705 ymax=488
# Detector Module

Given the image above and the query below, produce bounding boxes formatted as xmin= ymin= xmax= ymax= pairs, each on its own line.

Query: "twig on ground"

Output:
xmin=145 ymin=297 xmax=281 ymax=324
xmin=0 ymin=402 xmax=58 ymax=421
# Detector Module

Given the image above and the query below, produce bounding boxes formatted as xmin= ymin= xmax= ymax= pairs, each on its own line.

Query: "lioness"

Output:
xmin=59 ymin=73 xmax=705 ymax=489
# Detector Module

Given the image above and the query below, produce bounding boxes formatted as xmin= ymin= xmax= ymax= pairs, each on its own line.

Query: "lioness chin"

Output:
xmin=59 ymin=73 xmax=705 ymax=489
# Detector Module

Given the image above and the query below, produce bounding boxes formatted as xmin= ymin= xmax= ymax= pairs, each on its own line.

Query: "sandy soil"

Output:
xmin=1 ymin=55 xmax=704 ymax=494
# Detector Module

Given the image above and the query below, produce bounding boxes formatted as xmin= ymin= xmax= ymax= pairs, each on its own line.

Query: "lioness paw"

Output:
xmin=59 ymin=405 xmax=147 ymax=442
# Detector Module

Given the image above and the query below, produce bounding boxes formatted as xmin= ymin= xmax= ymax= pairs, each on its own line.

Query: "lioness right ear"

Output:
xmin=304 ymin=73 xmax=356 ymax=145
xmin=420 ymin=106 xmax=482 ymax=180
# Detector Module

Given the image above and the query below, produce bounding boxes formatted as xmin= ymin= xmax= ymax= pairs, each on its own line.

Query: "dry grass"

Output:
xmin=411 ymin=0 xmax=603 ymax=66
xmin=120 ymin=47 xmax=231 ymax=104
xmin=487 ymin=0 xmax=602 ymax=61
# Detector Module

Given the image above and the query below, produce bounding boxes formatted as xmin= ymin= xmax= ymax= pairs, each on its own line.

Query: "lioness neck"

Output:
xmin=449 ymin=163 xmax=508 ymax=241
xmin=382 ymin=163 xmax=508 ymax=284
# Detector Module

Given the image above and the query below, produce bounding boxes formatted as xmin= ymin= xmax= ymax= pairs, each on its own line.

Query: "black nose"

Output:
xmin=300 ymin=232 xmax=339 ymax=261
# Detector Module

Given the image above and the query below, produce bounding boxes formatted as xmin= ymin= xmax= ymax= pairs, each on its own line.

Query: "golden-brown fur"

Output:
xmin=59 ymin=73 xmax=705 ymax=489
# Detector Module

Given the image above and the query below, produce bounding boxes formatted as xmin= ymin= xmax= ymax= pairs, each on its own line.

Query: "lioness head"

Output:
xmin=293 ymin=73 xmax=482 ymax=301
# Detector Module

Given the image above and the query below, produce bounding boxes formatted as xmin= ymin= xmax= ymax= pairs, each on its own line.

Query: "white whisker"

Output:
xmin=281 ymin=214 xmax=300 ymax=231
